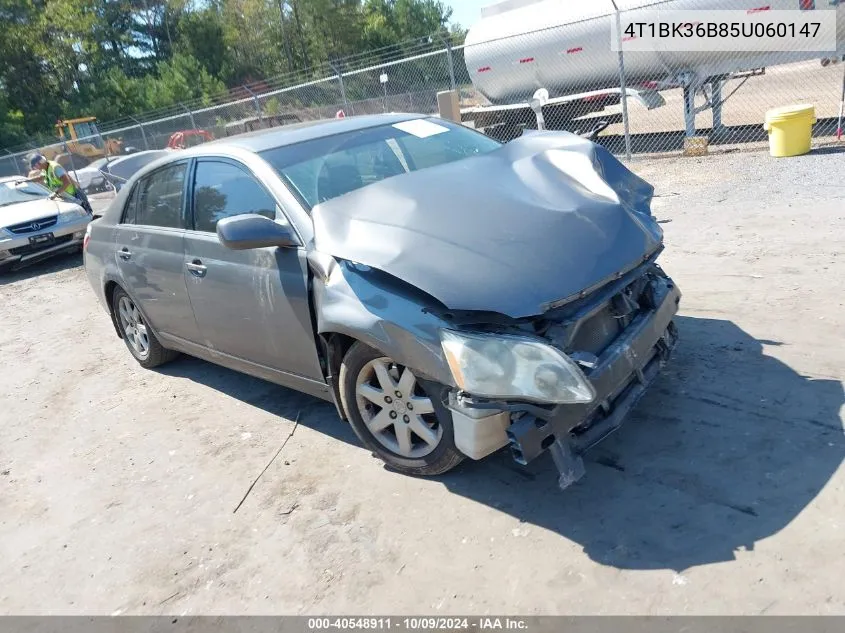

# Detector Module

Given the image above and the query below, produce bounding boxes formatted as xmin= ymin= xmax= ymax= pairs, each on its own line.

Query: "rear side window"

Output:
xmin=191 ymin=161 xmax=276 ymax=233
xmin=120 ymin=185 xmax=140 ymax=224
xmin=134 ymin=163 xmax=187 ymax=228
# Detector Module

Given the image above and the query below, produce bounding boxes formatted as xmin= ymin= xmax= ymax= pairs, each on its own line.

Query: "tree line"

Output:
xmin=0 ymin=0 xmax=464 ymax=150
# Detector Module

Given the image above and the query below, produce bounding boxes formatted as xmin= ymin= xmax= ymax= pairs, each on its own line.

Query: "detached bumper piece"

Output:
xmin=507 ymin=275 xmax=681 ymax=490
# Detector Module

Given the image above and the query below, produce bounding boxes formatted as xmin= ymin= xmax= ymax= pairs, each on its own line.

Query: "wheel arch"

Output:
xmin=318 ymin=331 xmax=356 ymax=422
xmin=312 ymin=262 xmax=456 ymax=394
xmin=103 ymin=279 xmax=124 ymax=339
xmin=104 ymin=281 xmax=166 ymax=347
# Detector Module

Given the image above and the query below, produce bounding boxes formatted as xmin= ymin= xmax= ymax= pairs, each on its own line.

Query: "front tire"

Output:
xmin=339 ymin=341 xmax=464 ymax=476
xmin=112 ymin=287 xmax=179 ymax=369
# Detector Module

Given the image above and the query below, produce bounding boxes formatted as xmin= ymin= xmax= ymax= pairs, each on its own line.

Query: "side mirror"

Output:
xmin=216 ymin=214 xmax=300 ymax=250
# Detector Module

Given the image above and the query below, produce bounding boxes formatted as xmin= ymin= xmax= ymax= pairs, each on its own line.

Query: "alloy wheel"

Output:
xmin=354 ymin=358 xmax=442 ymax=458
xmin=117 ymin=295 xmax=150 ymax=360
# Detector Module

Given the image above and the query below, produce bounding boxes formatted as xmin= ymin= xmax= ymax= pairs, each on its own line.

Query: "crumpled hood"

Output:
xmin=311 ymin=131 xmax=663 ymax=319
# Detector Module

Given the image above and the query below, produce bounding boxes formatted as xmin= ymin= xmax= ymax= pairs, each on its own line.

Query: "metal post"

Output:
xmin=329 ymin=61 xmax=351 ymax=115
xmin=129 ymin=116 xmax=149 ymax=150
xmin=440 ymin=36 xmax=457 ymax=92
xmin=65 ymin=144 xmax=78 ymax=177
xmin=243 ymin=85 xmax=264 ymax=125
xmin=611 ymin=1 xmax=632 ymax=161
xmin=531 ymin=88 xmax=549 ymax=131
xmin=683 ymin=80 xmax=697 ymax=138
xmin=5 ymin=150 xmax=22 ymax=176
xmin=710 ymin=79 xmax=723 ymax=136
xmin=180 ymin=103 xmax=198 ymax=130
xmin=380 ymin=73 xmax=389 ymax=113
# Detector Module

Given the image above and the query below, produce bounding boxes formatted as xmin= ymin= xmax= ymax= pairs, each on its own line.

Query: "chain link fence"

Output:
xmin=2 ymin=0 xmax=843 ymax=181
xmin=460 ymin=0 xmax=844 ymax=157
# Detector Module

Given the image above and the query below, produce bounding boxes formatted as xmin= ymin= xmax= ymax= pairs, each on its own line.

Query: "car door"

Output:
xmin=113 ymin=160 xmax=202 ymax=345
xmin=182 ymin=157 xmax=324 ymax=382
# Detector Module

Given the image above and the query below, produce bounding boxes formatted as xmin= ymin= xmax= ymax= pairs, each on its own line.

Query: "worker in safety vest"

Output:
xmin=28 ymin=154 xmax=93 ymax=214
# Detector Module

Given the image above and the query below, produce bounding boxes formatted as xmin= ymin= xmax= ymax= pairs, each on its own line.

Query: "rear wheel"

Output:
xmin=339 ymin=341 xmax=464 ymax=476
xmin=112 ymin=287 xmax=178 ymax=368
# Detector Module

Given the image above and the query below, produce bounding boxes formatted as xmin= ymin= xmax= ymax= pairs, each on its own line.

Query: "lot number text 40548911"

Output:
xmin=307 ymin=618 xmax=529 ymax=631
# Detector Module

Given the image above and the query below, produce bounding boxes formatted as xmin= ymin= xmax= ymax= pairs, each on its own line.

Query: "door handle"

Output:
xmin=118 ymin=247 xmax=131 ymax=260
xmin=185 ymin=259 xmax=207 ymax=277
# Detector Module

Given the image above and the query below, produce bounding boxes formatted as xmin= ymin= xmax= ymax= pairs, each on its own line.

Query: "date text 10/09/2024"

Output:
xmin=307 ymin=618 xmax=529 ymax=631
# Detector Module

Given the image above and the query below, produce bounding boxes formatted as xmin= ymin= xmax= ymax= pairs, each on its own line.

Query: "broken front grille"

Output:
xmin=6 ymin=215 xmax=58 ymax=235
xmin=570 ymin=305 xmax=621 ymax=355
xmin=563 ymin=272 xmax=653 ymax=357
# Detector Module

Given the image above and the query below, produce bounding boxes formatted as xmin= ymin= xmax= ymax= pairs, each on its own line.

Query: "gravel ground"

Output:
xmin=0 ymin=147 xmax=843 ymax=615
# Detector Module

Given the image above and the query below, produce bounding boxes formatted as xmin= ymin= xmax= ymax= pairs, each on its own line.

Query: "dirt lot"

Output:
xmin=1 ymin=148 xmax=843 ymax=615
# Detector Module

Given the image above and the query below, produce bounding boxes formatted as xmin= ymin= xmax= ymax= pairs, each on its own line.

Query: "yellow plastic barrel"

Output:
xmin=763 ymin=104 xmax=816 ymax=158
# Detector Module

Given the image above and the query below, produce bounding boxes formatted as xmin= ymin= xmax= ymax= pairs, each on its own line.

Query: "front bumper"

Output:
xmin=0 ymin=217 xmax=91 ymax=268
xmin=451 ymin=273 xmax=681 ymax=489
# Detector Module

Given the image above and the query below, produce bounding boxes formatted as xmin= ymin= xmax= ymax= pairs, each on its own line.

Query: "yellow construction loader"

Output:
xmin=39 ymin=117 xmax=124 ymax=168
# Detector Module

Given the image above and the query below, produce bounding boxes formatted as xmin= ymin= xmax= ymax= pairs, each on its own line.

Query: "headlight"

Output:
xmin=440 ymin=330 xmax=596 ymax=404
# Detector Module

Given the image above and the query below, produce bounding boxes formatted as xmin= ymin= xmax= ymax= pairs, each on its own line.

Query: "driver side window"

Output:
xmin=192 ymin=161 xmax=276 ymax=233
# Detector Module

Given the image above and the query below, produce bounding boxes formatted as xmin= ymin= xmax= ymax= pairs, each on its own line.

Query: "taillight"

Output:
xmin=83 ymin=225 xmax=92 ymax=251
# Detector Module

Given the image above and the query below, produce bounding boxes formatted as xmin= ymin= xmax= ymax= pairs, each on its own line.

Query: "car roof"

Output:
xmin=106 ymin=113 xmax=433 ymax=194
xmin=200 ymin=112 xmax=425 ymax=154
xmin=104 ymin=150 xmax=169 ymax=165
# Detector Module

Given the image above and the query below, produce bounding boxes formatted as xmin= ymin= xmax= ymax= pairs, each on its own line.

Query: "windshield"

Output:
xmin=74 ymin=121 xmax=99 ymax=138
xmin=259 ymin=118 xmax=502 ymax=211
xmin=0 ymin=180 xmax=52 ymax=207
xmin=74 ymin=121 xmax=104 ymax=149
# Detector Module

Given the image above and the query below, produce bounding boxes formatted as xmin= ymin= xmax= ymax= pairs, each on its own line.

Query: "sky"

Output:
xmin=447 ymin=0 xmax=493 ymax=29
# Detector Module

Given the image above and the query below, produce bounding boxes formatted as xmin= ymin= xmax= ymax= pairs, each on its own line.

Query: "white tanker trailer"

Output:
xmin=461 ymin=0 xmax=845 ymax=141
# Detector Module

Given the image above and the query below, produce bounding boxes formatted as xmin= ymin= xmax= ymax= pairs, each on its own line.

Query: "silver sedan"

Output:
xmin=0 ymin=177 xmax=93 ymax=271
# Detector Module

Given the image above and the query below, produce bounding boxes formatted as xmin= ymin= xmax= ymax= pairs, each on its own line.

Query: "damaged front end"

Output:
xmin=309 ymin=128 xmax=682 ymax=490
xmin=445 ymin=259 xmax=680 ymax=490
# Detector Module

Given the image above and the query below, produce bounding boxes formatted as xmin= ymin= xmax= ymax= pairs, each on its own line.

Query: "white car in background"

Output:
xmin=69 ymin=158 xmax=111 ymax=194
xmin=0 ymin=176 xmax=92 ymax=271
xmin=98 ymin=150 xmax=170 ymax=192
xmin=69 ymin=151 xmax=171 ymax=195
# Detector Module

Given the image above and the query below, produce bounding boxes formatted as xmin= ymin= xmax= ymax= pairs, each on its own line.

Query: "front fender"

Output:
xmin=313 ymin=259 xmax=456 ymax=388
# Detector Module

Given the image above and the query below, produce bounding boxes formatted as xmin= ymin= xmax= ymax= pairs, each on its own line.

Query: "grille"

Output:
xmin=6 ymin=215 xmax=58 ymax=235
xmin=9 ymin=234 xmax=73 ymax=256
xmin=570 ymin=305 xmax=622 ymax=355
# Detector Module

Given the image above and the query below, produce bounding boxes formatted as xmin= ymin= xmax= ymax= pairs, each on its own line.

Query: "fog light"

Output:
xmin=73 ymin=231 xmax=85 ymax=240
